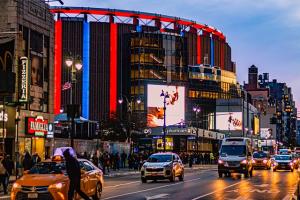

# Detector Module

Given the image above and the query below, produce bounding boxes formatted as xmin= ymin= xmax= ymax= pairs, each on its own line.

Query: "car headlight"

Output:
xmin=290 ymin=162 xmax=293 ymax=166
xmin=293 ymin=160 xmax=297 ymax=163
xmin=241 ymin=159 xmax=247 ymax=164
xmin=12 ymin=183 xmax=21 ymax=190
xmin=218 ymin=159 xmax=224 ymax=164
xmin=49 ymin=182 xmax=64 ymax=190
xmin=252 ymin=160 xmax=256 ymax=164
xmin=273 ymin=162 xmax=278 ymax=166
xmin=263 ymin=159 xmax=268 ymax=164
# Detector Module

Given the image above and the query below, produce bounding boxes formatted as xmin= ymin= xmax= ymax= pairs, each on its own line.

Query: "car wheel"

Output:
xmin=141 ymin=177 xmax=147 ymax=183
xmin=218 ymin=172 xmax=223 ymax=178
xmin=169 ymin=171 xmax=175 ymax=182
xmin=93 ymin=182 xmax=102 ymax=200
xmin=179 ymin=172 xmax=184 ymax=181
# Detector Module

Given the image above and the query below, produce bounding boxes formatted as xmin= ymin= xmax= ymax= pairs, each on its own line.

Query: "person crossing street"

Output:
xmin=63 ymin=149 xmax=90 ymax=200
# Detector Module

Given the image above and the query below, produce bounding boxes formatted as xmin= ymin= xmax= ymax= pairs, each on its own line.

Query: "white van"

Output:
xmin=218 ymin=137 xmax=254 ymax=178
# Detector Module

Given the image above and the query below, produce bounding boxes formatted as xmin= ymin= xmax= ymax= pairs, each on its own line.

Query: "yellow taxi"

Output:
xmin=11 ymin=154 xmax=104 ymax=200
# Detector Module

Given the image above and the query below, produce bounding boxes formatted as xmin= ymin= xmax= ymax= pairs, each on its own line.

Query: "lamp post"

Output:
xmin=193 ymin=105 xmax=201 ymax=153
xmin=65 ymin=55 xmax=82 ymax=148
xmin=118 ymin=95 xmax=142 ymax=153
xmin=160 ymin=90 xmax=169 ymax=152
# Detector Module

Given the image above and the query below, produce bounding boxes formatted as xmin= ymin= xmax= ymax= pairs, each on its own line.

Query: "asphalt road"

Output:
xmin=101 ymin=167 xmax=299 ymax=200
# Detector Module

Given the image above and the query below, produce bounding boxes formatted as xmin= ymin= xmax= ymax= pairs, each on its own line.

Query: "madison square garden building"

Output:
xmin=51 ymin=7 xmax=241 ymax=153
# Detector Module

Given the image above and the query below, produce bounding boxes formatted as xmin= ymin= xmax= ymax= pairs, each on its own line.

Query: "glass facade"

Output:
xmin=129 ymin=32 xmax=241 ymax=130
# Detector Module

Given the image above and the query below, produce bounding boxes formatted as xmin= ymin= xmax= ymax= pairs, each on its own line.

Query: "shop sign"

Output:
xmin=47 ymin=123 xmax=54 ymax=139
xmin=26 ymin=116 xmax=48 ymax=137
xmin=0 ymin=110 xmax=8 ymax=122
xmin=19 ymin=57 xmax=29 ymax=102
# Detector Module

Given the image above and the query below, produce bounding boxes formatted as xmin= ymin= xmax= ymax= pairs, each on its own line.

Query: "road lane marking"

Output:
xmin=105 ymin=181 xmax=141 ymax=188
xmin=146 ymin=193 xmax=169 ymax=200
xmin=253 ymin=184 xmax=269 ymax=187
xmin=102 ymin=177 xmax=203 ymax=200
xmin=191 ymin=181 xmax=246 ymax=200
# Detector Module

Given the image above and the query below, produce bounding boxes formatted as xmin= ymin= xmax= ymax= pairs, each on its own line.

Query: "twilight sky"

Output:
xmin=50 ymin=0 xmax=300 ymax=111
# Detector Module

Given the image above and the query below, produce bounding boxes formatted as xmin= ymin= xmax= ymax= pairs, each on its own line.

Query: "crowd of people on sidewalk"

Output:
xmin=77 ymin=151 xmax=150 ymax=174
xmin=179 ymin=152 xmax=219 ymax=167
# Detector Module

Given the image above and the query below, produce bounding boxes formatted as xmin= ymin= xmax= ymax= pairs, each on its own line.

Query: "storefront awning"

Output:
xmin=54 ymin=113 xmax=89 ymax=123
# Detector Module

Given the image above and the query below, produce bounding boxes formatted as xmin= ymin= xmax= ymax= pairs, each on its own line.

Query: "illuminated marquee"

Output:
xmin=19 ymin=57 xmax=29 ymax=102
xmin=26 ymin=116 xmax=48 ymax=137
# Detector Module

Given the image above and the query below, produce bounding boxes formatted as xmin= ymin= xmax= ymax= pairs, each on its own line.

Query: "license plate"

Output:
xmin=28 ymin=193 xmax=38 ymax=198
xmin=151 ymin=173 xmax=158 ymax=176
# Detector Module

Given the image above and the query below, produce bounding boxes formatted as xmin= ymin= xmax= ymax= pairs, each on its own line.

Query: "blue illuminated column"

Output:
xmin=82 ymin=20 xmax=90 ymax=119
xmin=210 ymin=35 xmax=214 ymax=66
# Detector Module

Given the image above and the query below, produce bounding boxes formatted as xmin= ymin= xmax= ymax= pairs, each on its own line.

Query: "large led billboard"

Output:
xmin=147 ymin=84 xmax=185 ymax=127
xmin=216 ymin=112 xmax=242 ymax=131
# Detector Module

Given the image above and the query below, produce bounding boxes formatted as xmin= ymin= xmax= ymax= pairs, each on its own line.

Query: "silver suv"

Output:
xmin=141 ymin=152 xmax=184 ymax=183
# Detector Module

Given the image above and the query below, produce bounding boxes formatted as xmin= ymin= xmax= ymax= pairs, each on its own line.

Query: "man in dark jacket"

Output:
xmin=63 ymin=149 xmax=90 ymax=200
xmin=22 ymin=152 xmax=33 ymax=171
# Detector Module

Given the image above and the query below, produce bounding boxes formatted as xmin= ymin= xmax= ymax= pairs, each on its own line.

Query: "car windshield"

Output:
xmin=29 ymin=162 xmax=66 ymax=174
xmin=147 ymin=155 xmax=172 ymax=163
xmin=275 ymin=155 xmax=292 ymax=161
xmin=253 ymin=152 xmax=267 ymax=158
xmin=220 ymin=145 xmax=246 ymax=156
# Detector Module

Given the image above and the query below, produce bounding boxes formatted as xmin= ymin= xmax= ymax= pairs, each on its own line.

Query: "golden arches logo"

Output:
xmin=0 ymin=50 xmax=13 ymax=71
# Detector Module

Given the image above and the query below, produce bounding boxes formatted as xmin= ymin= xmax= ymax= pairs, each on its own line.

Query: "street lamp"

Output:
xmin=65 ymin=54 xmax=82 ymax=148
xmin=193 ymin=105 xmax=201 ymax=153
xmin=118 ymin=95 xmax=142 ymax=153
xmin=160 ymin=90 xmax=169 ymax=152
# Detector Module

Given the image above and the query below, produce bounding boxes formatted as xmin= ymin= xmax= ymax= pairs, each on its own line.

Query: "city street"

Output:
xmin=102 ymin=167 xmax=298 ymax=200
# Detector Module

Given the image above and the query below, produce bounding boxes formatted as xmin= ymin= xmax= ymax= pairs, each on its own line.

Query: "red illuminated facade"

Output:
xmin=51 ymin=7 xmax=237 ymax=124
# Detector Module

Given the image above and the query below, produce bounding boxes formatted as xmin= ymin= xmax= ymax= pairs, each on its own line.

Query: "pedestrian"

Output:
xmin=63 ymin=149 xmax=90 ymax=200
xmin=210 ymin=152 xmax=215 ymax=164
xmin=92 ymin=152 xmax=99 ymax=167
xmin=2 ymin=154 xmax=13 ymax=180
xmin=0 ymin=155 xmax=9 ymax=194
xmin=32 ymin=153 xmax=41 ymax=166
xmin=121 ymin=151 xmax=127 ymax=168
xmin=22 ymin=151 xmax=33 ymax=171
xmin=189 ymin=154 xmax=193 ymax=168
xmin=115 ymin=152 xmax=120 ymax=170
xmin=103 ymin=152 xmax=110 ymax=174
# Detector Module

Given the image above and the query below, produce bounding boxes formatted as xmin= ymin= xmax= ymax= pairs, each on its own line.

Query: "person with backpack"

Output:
xmin=0 ymin=155 xmax=9 ymax=195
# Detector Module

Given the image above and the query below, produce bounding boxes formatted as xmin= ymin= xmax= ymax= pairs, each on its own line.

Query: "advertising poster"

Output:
xmin=30 ymin=51 xmax=44 ymax=111
xmin=216 ymin=112 xmax=242 ymax=131
xmin=147 ymin=84 xmax=185 ymax=127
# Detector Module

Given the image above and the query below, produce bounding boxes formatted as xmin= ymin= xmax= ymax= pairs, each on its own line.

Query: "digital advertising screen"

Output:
xmin=147 ymin=84 xmax=185 ymax=128
xmin=216 ymin=112 xmax=242 ymax=131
